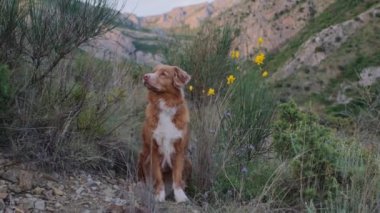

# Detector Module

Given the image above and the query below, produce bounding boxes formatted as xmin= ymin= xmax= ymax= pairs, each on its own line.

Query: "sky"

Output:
xmin=121 ymin=0 xmax=213 ymax=17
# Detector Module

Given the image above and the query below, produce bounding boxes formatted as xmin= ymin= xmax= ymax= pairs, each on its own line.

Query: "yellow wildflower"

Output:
xmin=262 ymin=70 xmax=269 ymax=78
xmin=188 ymin=85 xmax=193 ymax=92
xmin=207 ymin=88 xmax=215 ymax=96
xmin=230 ymin=50 xmax=240 ymax=59
xmin=258 ymin=37 xmax=264 ymax=45
xmin=254 ymin=52 xmax=265 ymax=65
xmin=226 ymin=75 xmax=236 ymax=85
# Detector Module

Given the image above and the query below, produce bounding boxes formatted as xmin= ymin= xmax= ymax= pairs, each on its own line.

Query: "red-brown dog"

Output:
xmin=138 ymin=64 xmax=192 ymax=202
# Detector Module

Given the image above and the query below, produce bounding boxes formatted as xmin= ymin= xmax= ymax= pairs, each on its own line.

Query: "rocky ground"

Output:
xmin=0 ymin=153 xmax=200 ymax=213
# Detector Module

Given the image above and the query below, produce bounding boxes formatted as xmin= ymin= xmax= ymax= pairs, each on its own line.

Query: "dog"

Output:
xmin=138 ymin=64 xmax=192 ymax=203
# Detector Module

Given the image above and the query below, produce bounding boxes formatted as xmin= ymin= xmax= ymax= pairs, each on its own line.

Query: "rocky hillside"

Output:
xmin=80 ymin=0 xmax=240 ymax=64
xmin=80 ymin=13 xmax=168 ymax=66
xmin=140 ymin=0 xmax=240 ymax=30
xmin=269 ymin=1 xmax=380 ymax=105
xmin=83 ymin=0 xmax=380 ymax=110
xmin=256 ymin=0 xmax=380 ymax=145
xmin=81 ymin=27 xmax=165 ymax=66
xmin=214 ymin=0 xmax=336 ymax=55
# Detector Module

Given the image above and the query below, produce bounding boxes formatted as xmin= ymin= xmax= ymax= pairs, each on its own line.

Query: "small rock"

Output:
xmin=0 ymin=169 xmax=18 ymax=183
xmin=87 ymin=181 xmax=98 ymax=188
xmin=19 ymin=170 xmax=33 ymax=191
xmin=86 ymin=175 xmax=93 ymax=183
xmin=105 ymin=196 xmax=112 ymax=202
xmin=43 ymin=190 xmax=54 ymax=200
xmin=14 ymin=207 xmax=25 ymax=213
xmin=20 ymin=198 xmax=36 ymax=209
xmin=32 ymin=187 xmax=44 ymax=195
xmin=52 ymin=186 xmax=64 ymax=196
xmin=76 ymin=186 xmax=84 ymax=195
xmin=90 ymin=186 xmax=98 ymax=191
xmin=34 ymin=199 xmax=45 ymax=210
xmin=112 ymin=198 xmax=127 ymax=206
xmin=7 ymin=194 xmax=15 ymax=206
xmin=54 ymin=202 xmax=62 ymax=208
xmin=14 ymin=197 xmax=20 ymax=205
xmin=46 ymin=206 xmax=55 ymax=212
xmin=0 ymin=182 xmax=7 ymax=193
xmin=104 ymin=187 xmax=114 ymax=198
xmin=0 ymin=192 xmax=8 ymax=199
xmin=0 ymin=199 xmax=5 ymax=211
xmin=8 ymin=184 xmax=22 ymax=193
xmin=82 ymin=210 xmax=91 ymax=213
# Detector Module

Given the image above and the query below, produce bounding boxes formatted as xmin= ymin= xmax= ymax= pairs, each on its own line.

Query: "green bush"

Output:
xmin=213 ymin=159 xmax=279 ymax=201
xmin=273 ymin=101 xmax=340 ymax=201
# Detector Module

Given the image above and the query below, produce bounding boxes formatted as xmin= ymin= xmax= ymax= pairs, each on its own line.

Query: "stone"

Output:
xmin=112 ymin=198 xmax=127 ymax=206
xmin=76 ymin=186 xmax=84 ymax=195
xmin=0 ymin=169 xmax=19 ymax=183
xmin=104 ymin=187 xmax=114 ymax=198
xmin=52 ymin=187 xmax=64 ymax=196
xmin=43 ymin=190 xmax=54 ymax=200
xmin=87 ymin=181 xmax=98 ymax=188
xmin=34 ymin=199 xmax=45 ymax=211
xmin=0 ymin=181 xmax=7 ymax=193
xmin=0 ymin=199 xmax=5 ymax=211
xmin=18 ymin=170 xmax=33 ymax=191
xmin=32 ymin=187 xmax=44 ymax=195
xmin=14 ymin=207 xmax=25 ymax=213
xmin=54 ymin=202 xmax=62 ymax=208
xmin=8 ymin=184 xmax=22 ymax=193
xmin=46 ymin=207 xmax=55 ymax=212
xmin=0 ymin=192 xmax=8 ymax=199
xmin=20 ymin=198 xmax=36 ymax=210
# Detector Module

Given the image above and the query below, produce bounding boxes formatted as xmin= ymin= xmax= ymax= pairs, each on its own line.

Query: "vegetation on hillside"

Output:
xmin=266 ymin=0 xmax=379 ymax=72
xmin=0 ymin=0 xmax=146 ymax=172
xmin=0 ymin=0 xmax=379 ymax=212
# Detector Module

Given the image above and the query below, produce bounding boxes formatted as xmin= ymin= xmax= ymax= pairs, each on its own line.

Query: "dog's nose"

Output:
xmin=143 ymin=74 xmax=149 ymax=81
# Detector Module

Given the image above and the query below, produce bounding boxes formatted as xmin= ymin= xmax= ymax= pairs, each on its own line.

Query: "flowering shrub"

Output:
xmin=165 ymin=24 xmax=234 ymax=101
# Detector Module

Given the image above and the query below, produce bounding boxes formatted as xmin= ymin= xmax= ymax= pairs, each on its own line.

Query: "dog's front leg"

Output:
xmin=172 ymin=141 xmax=189 ymax=203
xmin=151 ymin=149 xmax=165 ymax=202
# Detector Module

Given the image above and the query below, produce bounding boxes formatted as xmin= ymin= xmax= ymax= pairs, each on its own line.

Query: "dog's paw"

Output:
xmin=174 ymin=188 xmax=189 ymax=203
xmin=155 ymin=189 xmax=166 ymax=202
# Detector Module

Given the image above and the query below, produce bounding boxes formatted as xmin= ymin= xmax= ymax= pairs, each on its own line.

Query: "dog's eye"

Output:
xmin=160 ymin=72 xmax=168 ymax=77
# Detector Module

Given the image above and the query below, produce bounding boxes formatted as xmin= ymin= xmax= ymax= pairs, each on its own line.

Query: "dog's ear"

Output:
xmin=173 ymin=66 xmax=191 ymax=88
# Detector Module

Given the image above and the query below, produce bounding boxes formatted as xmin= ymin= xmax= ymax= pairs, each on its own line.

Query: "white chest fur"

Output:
xmin=153 ymin=100 xmax=183 ymax=168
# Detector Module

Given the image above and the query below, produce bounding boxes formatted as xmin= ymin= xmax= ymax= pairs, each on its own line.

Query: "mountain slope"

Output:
xmin=140 ymin=0 xmax=240 ymax=30
xmin=213 ymin=0 xmax=336 ymax=55
xmin=80 ymin=14 xmax=167 ymax=65
xmin=270 ymin=1 xmax=380 ymax=103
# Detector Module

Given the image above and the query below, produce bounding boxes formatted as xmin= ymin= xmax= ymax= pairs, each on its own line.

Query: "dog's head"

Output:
xmin=143 ymin=64 xmax=191 ymax=94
